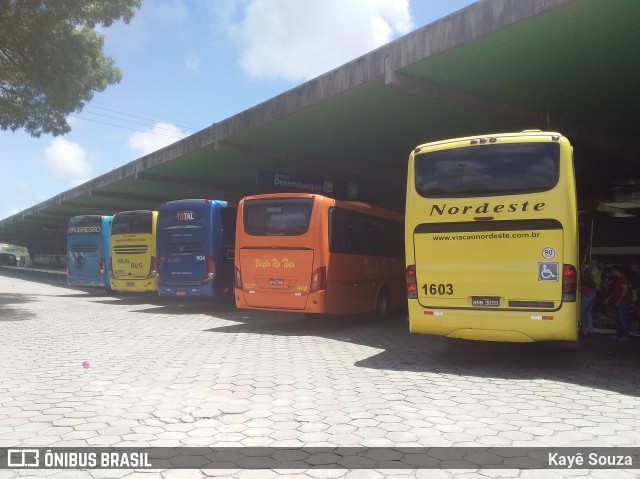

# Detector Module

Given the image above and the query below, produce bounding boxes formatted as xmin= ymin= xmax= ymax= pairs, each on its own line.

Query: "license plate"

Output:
xmin=126 ymin=282 xmax=134 ymax=287
xmin=176 ymin=290 xmax=187 ymax=296
xmin=472 ymin=296 xmax=500 ymax=307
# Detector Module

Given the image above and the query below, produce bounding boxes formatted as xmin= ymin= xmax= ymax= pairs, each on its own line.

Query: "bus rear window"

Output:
xmin=112 ymin=212 xmax=153 ymax=234
xmin=414 ymin=143 xmax=560 ymax=198
xmin=243 ymin=199 xmax=313 ymax=236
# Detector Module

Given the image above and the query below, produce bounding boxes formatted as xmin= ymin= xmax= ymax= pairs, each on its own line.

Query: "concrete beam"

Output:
xmin=216 ymin=142 xmax=406 ymax=189
xmin=213 ymin=0 xmax=575 ymax=142
xmin=385 ymin=69 xmax=640 ymax=164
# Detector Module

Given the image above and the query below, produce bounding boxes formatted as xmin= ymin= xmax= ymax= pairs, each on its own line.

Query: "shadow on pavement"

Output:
xmin=130 ymin=300 xmax=238 ymax=315
xmin=0 ymin=292 xmax=37 ymax=321
xmin=1 ymin=266 xmax=75 ymax=290
xmin=205 ymin=308 xmax=640 ymax=397
xmin=4 ymin=267 xmax=640 ymax=396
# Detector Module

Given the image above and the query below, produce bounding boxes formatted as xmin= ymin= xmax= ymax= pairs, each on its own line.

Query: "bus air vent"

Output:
xmin=508 ymin=301 xmax=554 ymax=308
xmin=70 ymin=245 xmax=98 ymax=253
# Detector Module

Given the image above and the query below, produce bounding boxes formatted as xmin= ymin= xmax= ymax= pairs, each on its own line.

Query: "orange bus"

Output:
xmin=234 ymin=193 xmax=405 ymax=315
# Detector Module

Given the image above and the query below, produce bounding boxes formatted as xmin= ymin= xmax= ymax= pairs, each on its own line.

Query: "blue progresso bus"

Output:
xmin=67 ymin=215 xmax=113 ymax=290
xmin=156 ymin=199 xmax=236 ymax=299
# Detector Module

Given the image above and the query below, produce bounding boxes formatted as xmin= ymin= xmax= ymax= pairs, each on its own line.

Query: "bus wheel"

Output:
xmin=375 ymin=289 xmax=390 ymax=317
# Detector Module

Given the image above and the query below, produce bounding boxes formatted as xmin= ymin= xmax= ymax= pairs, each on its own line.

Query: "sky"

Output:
xmin=0 ymin=0 xmax=477 ymax=222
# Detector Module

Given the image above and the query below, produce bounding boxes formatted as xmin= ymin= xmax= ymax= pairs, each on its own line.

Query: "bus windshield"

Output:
xmin=112 ymin=212 xmax=153 ymax=234
xmin=414 ymin=143 xmax=560 ymax=198
xmin=243 ymin=198 xmax=313 ymax=236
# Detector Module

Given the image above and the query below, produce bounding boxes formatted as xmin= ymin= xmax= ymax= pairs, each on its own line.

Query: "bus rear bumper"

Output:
xmin=110 ymin=278 xmax=157 ymax=293
xmin=234 ymin=288 xmax=326 ymax=313
xmin=68 ymin=276 xmax=109 ymax=288
xmin=158 ymin=283 xmax=216 ymax=298
xmin=408 ymin=302 xmax=578 ymax=343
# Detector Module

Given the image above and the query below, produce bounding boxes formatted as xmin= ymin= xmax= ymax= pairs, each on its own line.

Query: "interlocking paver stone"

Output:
xmin=2 ymin=270 xmax=640 ymax=478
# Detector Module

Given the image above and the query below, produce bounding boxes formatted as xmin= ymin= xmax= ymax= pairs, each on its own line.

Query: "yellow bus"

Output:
xmin=110 ymin=210 xmax=158 ymax=293
xmin=405 ymin=131 xmax=579 ymax=343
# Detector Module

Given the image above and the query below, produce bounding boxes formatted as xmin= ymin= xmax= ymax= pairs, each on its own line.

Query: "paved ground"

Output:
xmin=1 ymin=268 xmax=640 ymax=479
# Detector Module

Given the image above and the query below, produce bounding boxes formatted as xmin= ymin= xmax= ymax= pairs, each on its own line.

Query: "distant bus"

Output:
xmin=67 ymin=215 xmax=113 ymax=290
xmin=234 ymin=193 xmax=405 ymax=315
xmin=405 ymin=131 xmax=579 ymax=343
xmin=156 ymin=199 xmax=236 ymax=299
xmin=110 ymin=210 xmax=158 ymax=293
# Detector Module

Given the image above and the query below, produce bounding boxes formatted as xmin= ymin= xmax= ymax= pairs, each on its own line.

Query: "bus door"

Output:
xmin=237 ymin=198 xmax=316 ymax=310
xmin=413 ymin=219 xmax=564 ymax=312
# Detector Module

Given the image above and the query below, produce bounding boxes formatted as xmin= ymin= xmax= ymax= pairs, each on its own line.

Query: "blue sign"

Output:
xmin=538 ymin=262 xmax=559 ymax=281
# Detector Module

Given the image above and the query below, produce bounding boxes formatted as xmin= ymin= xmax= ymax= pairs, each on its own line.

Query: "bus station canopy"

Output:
xmin=1 ymin=0 xmax=639 ymax=253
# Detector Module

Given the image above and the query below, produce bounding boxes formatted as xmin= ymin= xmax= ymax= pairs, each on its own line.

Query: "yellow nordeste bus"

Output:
xmin=405 ymin=131 xmax=579 ymax=343
xmin=110 ymin=210 xmax=158 ymax=292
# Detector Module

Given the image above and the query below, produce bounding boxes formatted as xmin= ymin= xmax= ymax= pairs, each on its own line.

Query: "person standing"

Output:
xmin=580 ymin=272 xmax=597 ymax=336
xmin=628 ymin=261 xmax=640 ymax=336
xmin=590 ymin=260 xmax=605 ymax=312
xmin=591 ymin=260 xmax=604 ymax=291
xmin=607 ymin=265 xmax=633 ymax=341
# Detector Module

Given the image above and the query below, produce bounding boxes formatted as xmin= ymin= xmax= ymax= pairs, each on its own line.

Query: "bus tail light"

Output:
xmin=234 ymin=266 xmax=243 ymax=290
xmin=406 ymin=264 xmax=418 ymax=299
xmin=204 ymin=256 xmax=216 ymax=282
xmin=147 ymin=256 xmax=157 ymax=279
xmin=562 ymin=264 xmax=577 ymax=302
xmin=99 ymin=257 xmax=106 ymax=275
xmin=154 ymin=257 xmax=164 ymax=281
xmin=310 ymin=267 xmax=326 ymax=293
xmin=110 ymin=258 xmax=115 ymax=279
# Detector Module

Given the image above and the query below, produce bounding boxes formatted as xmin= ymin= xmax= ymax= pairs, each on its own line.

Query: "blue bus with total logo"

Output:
xmin=156 ymin=199 xmax=236 ymax=300
xmin=67 ymin=215 xmax=113 ymax=290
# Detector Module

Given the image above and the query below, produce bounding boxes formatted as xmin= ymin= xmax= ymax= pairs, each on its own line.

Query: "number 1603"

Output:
xmin=422 ymin=283 xmax=453 ymax=295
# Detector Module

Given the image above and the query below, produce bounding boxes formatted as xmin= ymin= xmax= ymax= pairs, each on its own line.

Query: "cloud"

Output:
xmin=100 ymin=0 xmax=189 ymax=55
xmin=185 ymin=54 xmax=201 ymax=72
xmin=227 ymin=0 xmax=414 ymax=81
xmin=42 ymin=138 xmax=92 ymax=186
xmin=127 ymin=122 xmax=188 ymax=157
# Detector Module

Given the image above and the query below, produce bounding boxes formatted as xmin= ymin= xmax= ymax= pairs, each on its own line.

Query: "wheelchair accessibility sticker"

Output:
xmin=538 ymin=262 xmax=559 ymax=281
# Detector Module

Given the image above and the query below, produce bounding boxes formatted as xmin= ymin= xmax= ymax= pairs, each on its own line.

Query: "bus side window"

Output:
xmin=329 ymin=208 xmax=353 ymax=254
xmin=345 ymin=225 xmax=354 ymax=253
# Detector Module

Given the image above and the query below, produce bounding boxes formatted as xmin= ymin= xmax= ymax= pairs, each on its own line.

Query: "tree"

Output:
xmin=0 ymin=0 xmax=142 ymax=137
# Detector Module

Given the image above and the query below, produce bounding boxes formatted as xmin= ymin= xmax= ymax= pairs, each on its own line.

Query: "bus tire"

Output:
xmin=375 ymin=288 xmax=390 ymax=317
